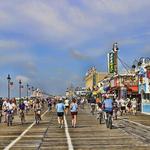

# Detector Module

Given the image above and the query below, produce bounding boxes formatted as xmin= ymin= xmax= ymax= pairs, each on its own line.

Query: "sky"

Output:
xmin=0 ymin=0 xmax=150 ymax=97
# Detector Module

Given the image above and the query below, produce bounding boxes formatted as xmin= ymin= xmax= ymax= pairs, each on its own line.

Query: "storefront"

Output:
xmin=138 ymin=66 xmax=150 ymax=115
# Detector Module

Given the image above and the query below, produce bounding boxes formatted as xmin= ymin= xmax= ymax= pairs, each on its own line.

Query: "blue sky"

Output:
xmin=0 ymin=0 xmax=150 ymax=97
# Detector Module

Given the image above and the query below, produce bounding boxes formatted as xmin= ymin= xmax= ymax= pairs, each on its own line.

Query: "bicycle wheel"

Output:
xmin=108 ymin=115 xmax=112 ymax=129
xmin=99 ymin=113 xmax=102 ymax=124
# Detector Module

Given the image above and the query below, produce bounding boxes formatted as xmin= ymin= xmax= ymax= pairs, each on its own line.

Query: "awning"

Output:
xmin=128 ymin=86 xmax=138 ymax=92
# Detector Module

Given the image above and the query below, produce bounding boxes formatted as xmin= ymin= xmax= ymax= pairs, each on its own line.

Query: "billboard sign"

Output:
xmin=108 ymin=52 xmax=115 ymax=74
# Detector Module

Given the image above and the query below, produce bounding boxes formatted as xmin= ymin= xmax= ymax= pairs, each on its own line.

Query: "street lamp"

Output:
xmin=19 ymin=80 xmax=22 ymax=99
xmin=27 ymin=84 xmax=29 ymax=101
xmin=7 ymin=74 xmax=11 ymax=100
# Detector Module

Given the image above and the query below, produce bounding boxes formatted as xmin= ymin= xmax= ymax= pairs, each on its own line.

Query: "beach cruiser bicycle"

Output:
xmin=35 ymin=109 xmax=41 ymax=124
xmin=104 ymin=110 xmax=113 ymax=129
xmin=19 ymin=110 xmax=25 ymax=125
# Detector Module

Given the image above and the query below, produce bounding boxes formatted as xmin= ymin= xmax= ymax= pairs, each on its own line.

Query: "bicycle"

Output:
xmin=7 ymin=110 xmax=13 ymax=126
xmin=19 ymin=110 xmax=25 ymax=125
xmin=35 ymin=109 xmax=41 ymax=124
xmin=90 ymin=103 xmax=95 ymax=115
xmin=96 ymin=108 xmax=103 ymax=124
xmin=104 ymin=111 xmax=113 ymax=129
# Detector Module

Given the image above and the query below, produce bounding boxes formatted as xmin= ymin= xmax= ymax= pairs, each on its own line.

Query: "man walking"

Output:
xmin=56 ymin=99 xmax=65 ymax=128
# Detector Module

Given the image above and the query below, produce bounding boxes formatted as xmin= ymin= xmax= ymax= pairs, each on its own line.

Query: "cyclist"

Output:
xmin=102 ymin=95 xmax=113 ymax=128
xmin=33 ymin=99 xmax=42 ymax=123
xmin=56 ymin=99 xmax=65 ymax=128
xmin=90 ymin=96 xmax=96 ymax=115
xmin=2 ymin=98 xmax=10 ymax=123
xmin=96 ymin=102 xmax=103 ymax=123
xmin=18 ymin=100 xmax=26 ymax=124
xmin=5 ymin=100 xmax=15 ymax=126
xmin=70 ymin=98 xmax=78 ymax=128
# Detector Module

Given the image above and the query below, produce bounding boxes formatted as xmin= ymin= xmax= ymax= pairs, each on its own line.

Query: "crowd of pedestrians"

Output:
xmin=0 ymin=93 xmax=140 ymax=130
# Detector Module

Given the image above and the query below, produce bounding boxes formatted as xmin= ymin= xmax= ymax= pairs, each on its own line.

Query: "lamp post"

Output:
xmin=7 ymin=74 xmax=11 ymax=100
xmin=27 ymin=84 xmax=29 ymax=101
xmin=113 ymin=42 xmax=119 ymax=75
xmin=19 ymin=80 xmax=22 ymax=99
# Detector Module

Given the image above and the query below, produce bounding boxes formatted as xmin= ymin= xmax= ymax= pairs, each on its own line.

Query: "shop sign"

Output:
xmin=108 ymin=52 xmax=114 ymax=74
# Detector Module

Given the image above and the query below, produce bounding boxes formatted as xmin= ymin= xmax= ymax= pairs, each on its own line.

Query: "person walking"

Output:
xmin=70 ymin=98 xmax=78 ymax=128
xmin=47 ymin=98 xmax=52 ymax=112
xmin=64 ymin=98 xmax=70 ymax=115
xmin=132 ymin=98 xmax=137 ymax=115
xmin=56 ymin=99 xmax=65 ymax=128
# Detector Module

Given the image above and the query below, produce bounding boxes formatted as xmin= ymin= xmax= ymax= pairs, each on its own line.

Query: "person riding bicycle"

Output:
xmin=90 ymin=96 xmax=96 ymax=115
xmin=102 ymin=95 xmax=113 ymax=124
xmin=33 ymin=99 xmax=42 ymax=121
xmin=96 ymin=102 xmax=103 ymax=120
xmin=19 ymin=100 xmax=26 ymax=123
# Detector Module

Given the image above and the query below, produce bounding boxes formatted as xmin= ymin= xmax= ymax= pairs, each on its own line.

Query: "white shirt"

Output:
xmin=64 ymin=99 xmax=69 ymax=106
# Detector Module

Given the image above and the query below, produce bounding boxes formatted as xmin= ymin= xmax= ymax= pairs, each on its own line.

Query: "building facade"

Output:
xmin=85 ymin=67 xmax=107 ymax=90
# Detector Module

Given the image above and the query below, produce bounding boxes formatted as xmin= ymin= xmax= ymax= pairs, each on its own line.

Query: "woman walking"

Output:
xmin=70 ymin=98 xmax=78 ymax=128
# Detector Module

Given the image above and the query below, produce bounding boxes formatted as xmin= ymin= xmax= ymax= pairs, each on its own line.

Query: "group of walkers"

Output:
xmin=56 ymin=97 xmax=78 ymax=128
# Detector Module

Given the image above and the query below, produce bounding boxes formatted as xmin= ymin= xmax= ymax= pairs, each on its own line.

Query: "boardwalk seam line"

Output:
xmin=64 ymin=115 xmax=74 ymax=150
xmin=4 ymin=110 xmax=48 ymax=150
